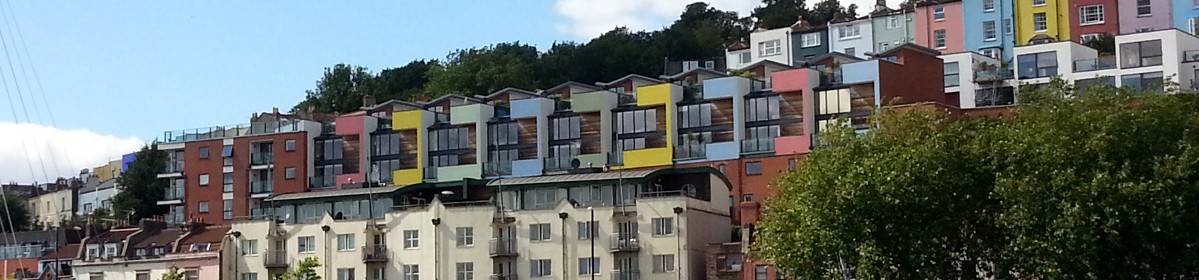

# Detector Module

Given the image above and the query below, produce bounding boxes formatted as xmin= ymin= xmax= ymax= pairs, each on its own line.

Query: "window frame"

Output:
xmin=745 ymin=162 xmax=763 ymax=175
xmin=1119 ymin=40 xmax=1163 ymax=69
xmin=1032 ymin=0 xmax=1046 ymax=6
xmin=241 ymin=239 xmax=258 ymax=256
xmin=837 ymin=24 xmax=860 ymax=40
xmin=403 ymin=230 xmax=419 ymax=249
xmin=800 ymin=32 xmax=821 ymax=47
xmin=933 ymin=7 xmax=945 ymax=21
xmin=298 ymin=236 xmax=316 ymax=253
xmin=1017 ymin=51 xmax=1059 ymax=79
xmin=653 ymin=254 xmax=676 ymax=273
xmin=983 ymin=21 xmax=997 ymax=41
xmin=759 ymin=39 xmax=782 ymax=57
xmin=944 ymin=62 xmax=961 ymax=87
xmin=1079 ymin=5 xmax=1105 ymax=25
xmin=456 ymin=227 xmax=474 ymax=247
xmin=1033 ymin=13 xmax=1048 ymax=32
xmin=198 ymin=201 xmax=210 ymax=213
xmin=933 ymin=29 xmax=947 ymax=49
xmin=337 ymin=234 xmax=356 ymax=251
xmin=983 ymin=0 xmax=995 ymax=11
xmin=1137 ymin=0 xmax=1151 ymax=16
xmin=530 ymin=223 xmax=552 ymax=241
xmin=652 ymin=217 xmax=675 ymax=236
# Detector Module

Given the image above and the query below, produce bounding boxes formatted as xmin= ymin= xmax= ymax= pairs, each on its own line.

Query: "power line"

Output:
xmin=0 ymin=0 xmax=71 ymax=173
xmin=0 ymin=0 xmax=62 ymax=179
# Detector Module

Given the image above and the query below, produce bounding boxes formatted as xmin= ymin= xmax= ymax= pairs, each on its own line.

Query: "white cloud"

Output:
xmin=0 ymin=122 xmax=143 ymax=183
xmin=554 ymin=0 xmax=759 ymax=39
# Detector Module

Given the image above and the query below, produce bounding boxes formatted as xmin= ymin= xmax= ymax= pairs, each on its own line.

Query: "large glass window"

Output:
xmin=1121 ymin=72 xmax=1164 ymax=92
xmin=801 ymin=33 xmax=821 ymax=47
xmin=746 ymin=125 xmax=779 ymax=140
xmin=1017 ymin=52 xmax=1058 ymax=79
xmin=615 ymin=109 xmax=657 ymax=134
xmin=838 ymin=24 xmax=860 ymax=39
xmin=429 ymin=127 xmax=470 ymax=151
xmin=745 ymin=96 xmax=780 ymax=122
xmin=488 ymin=149 xmax=517 ymax=163
xmin=1119 ymin=40 xmax=1163 ymax=68
xmin=487 ymin=122 xmax=519 ymax=146
xmin=944 ymin=62 xmax=960 ymax=87
xmin=817 ymin=88 xmax=851 ymax=115
xmin=678 ymin=104 xmax=712 ymax=129
xmin=315 ymin=138 xmax=344 ymax=161
xmin=371 ymin=132 xmax=401 ymax=156
xmin=759 ymin=39 xmax=781 ymax=56
xmin=1075 ymin=76 xmax=1116 ymax=92
xmin=551 ymin=116 xmax=581 ymax=140
xmin=370 ymin=159 xmax=401 ymax=182
xmin=984 ymin=21 xmax=997 ymax=41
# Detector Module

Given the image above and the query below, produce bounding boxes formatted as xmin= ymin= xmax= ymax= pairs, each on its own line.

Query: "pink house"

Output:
xmin=914 ymin=0 xmax=964 ymax=53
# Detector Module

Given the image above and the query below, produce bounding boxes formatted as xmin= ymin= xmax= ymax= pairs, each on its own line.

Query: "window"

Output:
xmin=189 ymin=243 xmax=211 ymax=252
xmin=705 ymin=61 xmax=715 ymax=69
xmin=653 ymin=255 xmax=676 ymax=273
xmin=531 ymin=259 xmax=553 ymax=277
xmin=815 ymin=88 xmax=852 ymax=116
xmin=944 ymin=62 xmax=960 ymax=87
xmin=241 ymin=273 xmax=258 ymax=280
xmin=487 ymin=122 xmax=519 ymax=146
xmin=530 ymin=223 xmax=552 ymax=241
xmin=887 ymin=16 xmax=901 ymax=29
xmin=199 ymin=174 xmax=209 ymax=186
xmin=756 ymin=266 xmax=768 ymax=280
xmin=933 ymin=7 xmax=945 ymax=21
xmin=577 ymin=221 xmax=598 ymax=239
xmin=338 ymin=268 xmax=355 ymax=280
xmin=788 ymin=159 xmax=797 ymax=171
xmin=456 ymin=263 xmax=474 ymax=280
xmin=983 ymin=21 xmax=997 ymax=41
xmin=185 ymin=270 xmax=199 ymax=280
xmin=371 ymin=132 xmax=401 ymax=156
xmin=1032 ymin=0 xmax=1045 ymax=6
xmin=744 ymin=194 xmax=754 ymax=202
xmin=800 ymin=32 xmax=821 ymax=47
xmin=298 ymin=236 xmax=315 ymax=253
xmin=429 ymin=127 xmax=470 ymax=152
xmin=90 ymin=273 xmax=103 ymax=280
xmin=653 ymin=217 xmax=674 ymax=235
xmin=285 ymin=167 xmax=296 ymax=179
xmin=844 ymin=47 xmax=855 ymax=57
xmin=403 ymin=265 xmax=420 ymax=280
xmin=285 ymin=139 xmax=296 ymax=151
xmin=718 ymin=164 xmax=726 ymax=174
xmin=136 ymin=271 xmax=149 ymax=280
xmin=934 ymin=30 xmax=946 ymax=49
xmin=1017 ymin=52 xmax=1058 ymax=79
xmin=759 ymin=39 xmax=782 ymax=56
xmin=745 ymin=162 xmax=762 ymax=175
xmin=677 ymin=103 xmax=712 ymax=129
xmin=1137 ymin=0 xmax=1151 ymax=16
xmin=1121 ymin=72 xmax=1165 ymax=92
xmin=745 ymin=95 xmax=780 ymax=122
xmin=455 ymin=227 xmax=474 ymax=246
xmin=241 ymin=240 xmax=258 ymax=256
xmin=579 ymin=258 xmax=600 ymax=275
xmin=153 ymin=246 xmax=166 ymax=255
xmin=1081 ymin=33 xmax=1101 ymax=43
xmin=1033 ymin=13 xmax=1047 ymax=32
xmin=718 ymin=254 xmax=744 ymax=271
xmin=838 ymin=24 xmax=860 ymax=39
xmin=403 ymin=230 xmax=419 ymax=248
xmin=337 ymin=234 xmax=355 ymax=251
xmin=1120 ymin=40 xmax=1163 ymax=68
xmin=315 ymin=138 xmax=345 ymax=161
xmin=199 ymin=147 xmax=209 ymax=159
xmin=551 ymin=116 xmax=581 ymax=140
xmin=1080 ymin=5 xmax=1104 ymax=25
xmin=223 ymin=172 xmax=233 ymax=193
xmin=1075 ymin=76 xmax=1116 ymax=92
xmin=1004 ymin=19 xmax=1013 ymax=34
xmin=879 ymin=42 xmax=889 ymax=51
xmin=739 ymin=52 xmax=751 ymax=64
xmin=198 ymin=201 xmax=210 ymax=213
xmin=223 ymin=199 xmax=233 ymax=220
xmin=615 ymin=109 xmax=657 ymax=134
xmin=983 ymin=0 xmax=994 ymax=11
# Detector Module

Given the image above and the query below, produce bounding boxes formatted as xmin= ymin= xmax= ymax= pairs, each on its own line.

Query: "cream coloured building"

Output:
xmin=226 ymin=167 xmax=731 ymax=280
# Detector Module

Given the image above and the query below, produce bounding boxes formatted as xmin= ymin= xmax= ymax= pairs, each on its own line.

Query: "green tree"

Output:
xmin=1081 ymin=33 xmax=1116 ymax=55
xmin=753 ymin=0 xmax=808 ymax=29
xmin=425 ymin=42 xmax=542 ymax=97
xmin=292 ymin=64 xmax=377 ymax=114
xmin=659 ymin=2 xmax=752 ymax=60
xmin=276 ymin=257 xmax=321 ymax=280
xmin=0 ymin=194 xmax=31 ymax=232
xmin=754 ymin=82 xmax=1199 ymax=279
xmin=159 ymin=266 xmax=184 ymax=280
xmin=374 ymin=60 xmax=435 ymax=102
xmin=112 ymin=144 xmax=168 ymax=224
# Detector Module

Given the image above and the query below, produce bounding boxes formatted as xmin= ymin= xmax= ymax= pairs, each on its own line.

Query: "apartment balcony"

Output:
xmin=544 ymin=157 xmax=573 ymax=172
xmin=423 ymin=168 xmax=438 ymax=181
xmin=489 ymin=274 xmax=518 ymax=280
xmin=1185 ymin=50 xmax=1199 ymax=63
xmin=611 ymin=270 xmax=640 ymax=280
xmin=1073 ymin=56 xmax=1117 ymax=72
xmin=683 ymin=85 xmax=704 ymax=100
xmin=673 ymin=144 xmax=706 ymax=160
xmin=308 ymin=175 xmax=336 ymax=190
xmin=607 ymin=152 xmax=624 ymax=166
xmin=488 ymin=238 xmax=517 ymax=257
xmin=483 ymin=161 xmax=513 ymax=177
xmin=250 ymin=181 xmax=274 ymax=198
xmin=157 ymin=187 xmax=185 ymax=205
xmin=250 ymin=208 xmax=275 ymax=220
xmin=974 ymin=68 xmax=1014 ymax=82
xmin=608 ymin=233 xmax=640 ymax=252
xmin=264 ymin=250 xmax=290 ymax=268
xmin=741 ymin=138 xmax=775 ymax=154
xmin=162 ymin=120 xmax=309 ymax=143
xmin=361 ymin=245 xmax=388 ymax=263
xmin=250 ymin=153 xmax=274 ymax=167
xmin=819 ymin=69 xmax=843 ymax=86
xmin=158 ymin=161 xmax=184 ymax=178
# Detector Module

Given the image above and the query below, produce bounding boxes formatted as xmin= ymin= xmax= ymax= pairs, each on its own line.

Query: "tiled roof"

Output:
xmin=132 ymin=228 xmax=182 ymax=248
xmin=179 ymin=225 xmax=230 ymax=252
xmin=726 ymin=42 xmax=750 ymax=51
xmin=94 ymin=228 xmax=137 ymax=243
xmin=38 ymin=244 xmax=78 ymax=260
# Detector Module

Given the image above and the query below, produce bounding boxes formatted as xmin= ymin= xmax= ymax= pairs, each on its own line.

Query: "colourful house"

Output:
xmin=915 ymin=0 xmax=965 ymax=54
xmin=1016 ymin=0 xmax=1071 ymax=45
xmin=963 ymin=0 xmax=1017 ymax=59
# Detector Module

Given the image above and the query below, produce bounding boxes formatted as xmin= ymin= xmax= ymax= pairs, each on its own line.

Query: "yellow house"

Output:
xmin=1015 ymin=0 xmax=1070 ymax=45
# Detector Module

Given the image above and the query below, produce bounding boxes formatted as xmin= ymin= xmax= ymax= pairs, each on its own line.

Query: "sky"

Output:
xmin=0 ymin=0 xmax=884 ymax=183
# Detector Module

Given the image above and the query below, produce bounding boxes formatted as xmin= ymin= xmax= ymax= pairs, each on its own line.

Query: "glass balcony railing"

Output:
xmin=820 ymin=69 xmax=843 ymax=85
xmin=251 ymin=181 xmax=274 ymax=194
xmin=250 ymin=208 xmax=275 ymax=220
xmin=162 ymin=161 xmax=184 ymax=173
xmin=483 ymin=161 xmax=513 ymax=176
xmin=740 ymin=138 xmax=775 ymax=154
xmin=433 ymin=112 xmax=450 ymax=123
xmin=674 ymin=144 xmax=706 ymax=160
xmin=250 ymin=153 xmax=274 ymax=165
xmin=1073 ymin=56 xmax=1116 ymax=72
xmin=423 ymin=168 xmax=438 ymax=180
xmin=544 ymin=157 xmax=573 ymax=172
xmin=608 ymin=152 xmax=624 ymax=166
xmin=163 ymin=187 xmax=185 ymax=201
xmin=162 ymin=120 xmax=308 ymax=143
xmin=683 ymin=85 xmax=703 ymax=100
xmin=1185 ymin=50 xmax=1199 ymax=63
xmin=308 ymin=175 xmax=336 ymax=190
xmin=974 ymin=68 xmax=1014 ymax=82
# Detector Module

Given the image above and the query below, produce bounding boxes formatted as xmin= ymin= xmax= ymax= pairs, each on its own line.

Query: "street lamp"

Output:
xmin=588 ymin=206 xmax=595 ymax=280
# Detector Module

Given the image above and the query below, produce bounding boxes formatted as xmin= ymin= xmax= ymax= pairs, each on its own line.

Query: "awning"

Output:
xmin=221 ymin=145 xmax=233 ymax=158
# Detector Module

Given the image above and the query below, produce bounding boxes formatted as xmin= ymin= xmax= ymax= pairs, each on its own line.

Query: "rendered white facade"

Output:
xmin=940 ymin=52 xmax=1017 ymax=108
xmin=828 ymin=18 xmax=875 ymax=59
xmin=1013 ymin=29 xmax=1199 ymax=91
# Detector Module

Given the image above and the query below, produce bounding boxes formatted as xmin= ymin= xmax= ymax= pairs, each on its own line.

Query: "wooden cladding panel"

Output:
xmin=711 ymin=99 xmax=735 ymax=126
xmin=517 ymin=119 xmax=538 ymax=145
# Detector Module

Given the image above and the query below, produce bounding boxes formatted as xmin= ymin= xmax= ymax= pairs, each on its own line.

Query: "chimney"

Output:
xmin=272 ymin=107 xmax=279 ymax=115
xmin=363 ymin=95 xmax=377 ymax=107
xmin=875 ymin=0 xmax=887 ymax=11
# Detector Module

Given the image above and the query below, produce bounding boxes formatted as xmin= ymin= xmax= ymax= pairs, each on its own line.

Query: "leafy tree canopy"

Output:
xmin=0 ymin=194 xmax=30 ymax=233
xmin=276 ymin=257 xmax=321 ymax=280
xmin=754 ymin=79 xmax=1199 ymax=279
xmin=112 ymin=144 xmax=168 ymax=224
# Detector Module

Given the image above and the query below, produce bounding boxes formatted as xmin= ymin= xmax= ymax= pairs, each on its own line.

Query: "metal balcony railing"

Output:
xmin=674 ymin=144 xmax=706 ymax=160
xmin=483 ymin=161 xmax=513 ymax=176
xmin=250 ymin=208 xmax=275 ymax=220
xmin=974 ymin=68 xmax=1014 ymax=82
xmin=251 ymin=153 xmax=274 ymax=165
xmin=163 ymin=187 xmax=185 ymax=201
xmin=308 ymin=175 xmax=336 ymax=190
xmin=250 ymin=181 xmax=274 ymax=195
xmin=162 ymin=161 xmax=184 ymax=173
xmin=1073 ymin=56 xmax=1117 ymax=72
xmin=264 ymin=249 xmax=290 ymax=268
xmin=544 ymin=157 xmax=573 ymax=171
xmin=162 ymin=120 xmax=307 ymax=143
xmin=361 ymin=245 xmax=388 ymax=263
xmin=740 ymin=138 xmax=775 ymax=154
xmin=488 ymin=238 xmax=517 ymax=257
xmin=608 ymin=233 xmax=640 ymax=252
xmin=611 ymin=270 xmax=640 ymax=280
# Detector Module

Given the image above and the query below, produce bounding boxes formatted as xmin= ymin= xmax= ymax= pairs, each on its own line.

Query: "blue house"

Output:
xmin=962 ymin=0 xmax=1016 ymax=61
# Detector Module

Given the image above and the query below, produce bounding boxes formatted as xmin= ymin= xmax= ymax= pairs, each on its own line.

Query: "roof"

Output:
xmin=726 ymin=42 xmax=750 ymax=51
xmin=805 ymin=52 xmax=865 ymax=66
xmin=915 ymin=0 xmax=962 ymax=7
xmin=79 ymin=178 xmax=116 ymax=194
xmin=790 ymin=20 xmax=827 ymax=33
xmin=729 ymin=59 xmax=796 ymax=72
xmin=38 ymin=244 xmax=78 ymax=260
xmin=267 ymin=185 xmax=405 ymax=202
xmin=0 ymin=230 xmax=80 ymax=246
xmin=94 ymin=228 xmax=138 ymax=243
xmin=540 ymin=81 xmax=601 ymax=94
xmin=487 ymin=167 xmax=732 ymax=190
xmin=178 ymin=225 xmax=229 ymax=251
xmin=659 ymin=67 xmax=728 ymax=80
xmin=132 ymin=228 xmax=182 ymax=248
xmin=361 ymin=99 xmax=425 ymax=111
xmin=877 ymin=43 xmax=942 ymax=57
xmin=484 ymin=87 xmax=539 ymax=100
xmin=595 ymin=74 xmax=664 ymax=87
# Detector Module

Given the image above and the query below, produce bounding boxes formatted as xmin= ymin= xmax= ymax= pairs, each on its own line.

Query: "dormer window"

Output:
xmin=153 ymin=247 xmax=167 ymax=255
xmin=135 ymin=248 xmax=147 ymax=256
xmin=189 ymin=243 xmax=211 ymax=252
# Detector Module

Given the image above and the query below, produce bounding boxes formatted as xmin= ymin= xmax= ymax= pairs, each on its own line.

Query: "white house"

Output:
xmin=1013 ymin=29 xmax=1199 ymax=92
xmin=828 ymin=17 xmax=876 ymax=59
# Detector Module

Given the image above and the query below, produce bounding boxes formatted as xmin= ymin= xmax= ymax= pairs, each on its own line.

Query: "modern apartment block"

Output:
xmin=1014 ymin=29 xmax=1199 ymax=91
xmin=941 ymin=51 xmax=1017 ymax=108
xmin=226 ymin=167 xmax=731 ymax=280
xmin=156 ymin=110 xmax=327 ymax=224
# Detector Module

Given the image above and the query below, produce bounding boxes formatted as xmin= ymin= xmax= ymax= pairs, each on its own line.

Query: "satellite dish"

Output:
xmin=570 ymin=158 xmax=581 ymax=169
